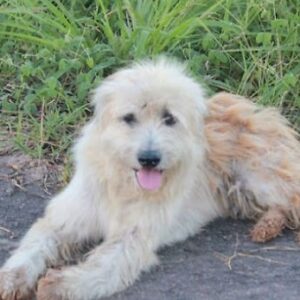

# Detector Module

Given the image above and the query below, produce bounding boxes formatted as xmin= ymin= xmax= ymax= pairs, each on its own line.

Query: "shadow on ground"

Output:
xmin=1 ymin=154 xmax=300 ymax=300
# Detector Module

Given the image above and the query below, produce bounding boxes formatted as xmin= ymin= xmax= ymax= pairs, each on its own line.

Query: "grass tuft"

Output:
xmin=0 ymin=0 xmax=299 ymax=160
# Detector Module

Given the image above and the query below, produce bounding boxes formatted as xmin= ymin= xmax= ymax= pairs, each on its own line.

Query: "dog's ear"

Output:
xmin=154 ymin=56 xmax=208 ymax=117
xmin=192 ymin=83 xmax=208 ymax=117
xmin=91 ymin=74 xmax=117 ymax=122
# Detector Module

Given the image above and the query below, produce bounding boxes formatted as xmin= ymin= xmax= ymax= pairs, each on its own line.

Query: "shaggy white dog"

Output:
xmin=0 ymin=58 xmax=299 ymax=300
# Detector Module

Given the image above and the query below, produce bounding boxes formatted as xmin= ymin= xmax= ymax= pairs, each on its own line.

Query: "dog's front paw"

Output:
xmin=36 ymin=269 xmax=64 ymax=300
xmin=0 ymin=267 xmax=34 ymax=300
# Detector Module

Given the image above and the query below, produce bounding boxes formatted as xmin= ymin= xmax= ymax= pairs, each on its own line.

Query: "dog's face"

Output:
xmin=91 ymin=59 xmax=207 ymax=193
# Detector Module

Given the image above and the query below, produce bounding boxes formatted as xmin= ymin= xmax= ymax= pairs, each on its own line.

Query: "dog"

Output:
xmin=0 ymin=58 xmax=299 ymax=300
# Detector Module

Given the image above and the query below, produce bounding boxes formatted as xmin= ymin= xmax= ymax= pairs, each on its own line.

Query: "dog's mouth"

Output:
xmin=134 ymin=168 xmax=163 ymax=191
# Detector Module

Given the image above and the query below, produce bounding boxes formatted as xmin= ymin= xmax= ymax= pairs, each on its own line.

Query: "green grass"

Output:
xmin=1 ymin=0 xmax=299 ymax=161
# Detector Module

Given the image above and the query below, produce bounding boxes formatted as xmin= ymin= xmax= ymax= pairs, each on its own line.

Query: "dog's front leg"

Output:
xmin=0 ymin=175 xmax=101 ymax=300
xmin=36 ymin=228 xmax=158 ymax=300
xmin=0 ymin=216 xmax=62 ymax=300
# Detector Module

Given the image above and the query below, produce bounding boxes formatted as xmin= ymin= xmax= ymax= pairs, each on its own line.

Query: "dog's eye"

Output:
xmin=122 ymin=113 xmax=137 ymax=125
xmin=162 ymin=111 xmax=176 ymax=126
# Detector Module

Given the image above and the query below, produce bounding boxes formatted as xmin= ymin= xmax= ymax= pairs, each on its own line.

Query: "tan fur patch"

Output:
xmin=36 ymin=270 xmax=63 ymax=300
xmin=205 ymin=92 xmax=300 ymax=231
xmin=250 ymin=207 xmax=286 ymax=242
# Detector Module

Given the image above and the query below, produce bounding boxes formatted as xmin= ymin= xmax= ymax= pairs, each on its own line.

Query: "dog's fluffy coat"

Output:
xmin=0 ymin=58 xmax=299 ymax=300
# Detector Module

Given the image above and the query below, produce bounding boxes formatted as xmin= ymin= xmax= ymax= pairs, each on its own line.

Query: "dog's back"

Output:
xmin=204 ymin=92 xmax=300 ymax=241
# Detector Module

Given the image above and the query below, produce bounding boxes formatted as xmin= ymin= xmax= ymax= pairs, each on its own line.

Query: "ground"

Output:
xmin=1 ymin=154 xmax=300 ymax=300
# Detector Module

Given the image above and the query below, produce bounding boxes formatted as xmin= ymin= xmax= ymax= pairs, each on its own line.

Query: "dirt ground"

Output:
xmin=1 ymin=154 xmax=300 ymax=300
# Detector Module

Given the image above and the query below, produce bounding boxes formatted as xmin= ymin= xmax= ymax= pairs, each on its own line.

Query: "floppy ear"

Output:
xmin=153 ymin=56 xmax=208 ymax=116
xmin=192 ymin=82 xmax=208 ymax=117
xmin=91 ymin=74 xmax=117 ymax=121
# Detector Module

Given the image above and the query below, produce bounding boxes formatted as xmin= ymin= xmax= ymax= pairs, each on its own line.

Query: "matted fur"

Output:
xmin=205 ymin=92 xmax=300 ymax=227
xmin=0 ymin=58 xmax=299 ymax=300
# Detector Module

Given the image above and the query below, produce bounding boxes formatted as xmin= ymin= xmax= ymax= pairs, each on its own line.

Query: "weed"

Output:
xmin=0 ymin=0 xmax=299 ymax=161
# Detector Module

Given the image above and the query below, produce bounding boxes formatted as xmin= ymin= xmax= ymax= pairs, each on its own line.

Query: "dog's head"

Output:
xmin=81 ymin=58 xmax=207 ymax=195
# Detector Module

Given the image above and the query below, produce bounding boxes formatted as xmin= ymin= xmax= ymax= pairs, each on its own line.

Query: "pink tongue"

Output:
xmin=136 ymin=169 xmax=162 ymax=191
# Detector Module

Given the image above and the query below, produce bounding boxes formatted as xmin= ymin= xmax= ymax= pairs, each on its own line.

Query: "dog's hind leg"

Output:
xmin=250 ymin=206 xmax=287 ymax=242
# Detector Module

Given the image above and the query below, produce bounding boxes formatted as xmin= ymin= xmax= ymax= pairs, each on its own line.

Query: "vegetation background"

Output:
xmin=1 ymin=0 xmax=299 ymax=166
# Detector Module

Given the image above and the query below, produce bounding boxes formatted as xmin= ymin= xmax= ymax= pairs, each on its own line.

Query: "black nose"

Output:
xmin=138 ymin=150 xmax=161 ymax=168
